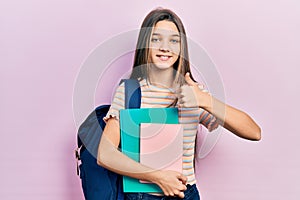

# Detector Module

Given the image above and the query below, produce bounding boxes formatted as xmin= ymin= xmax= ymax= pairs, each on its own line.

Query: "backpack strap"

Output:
xmin=121 ymin=79 xmax=141 ymax=109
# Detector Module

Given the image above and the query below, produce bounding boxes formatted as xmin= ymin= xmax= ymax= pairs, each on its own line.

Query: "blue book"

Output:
xmin=120 ymin=108 xmax=179 ymax=193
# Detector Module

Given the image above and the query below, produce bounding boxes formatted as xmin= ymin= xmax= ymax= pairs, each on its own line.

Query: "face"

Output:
xmin=149 ymin=20 xmax=181 ymax=70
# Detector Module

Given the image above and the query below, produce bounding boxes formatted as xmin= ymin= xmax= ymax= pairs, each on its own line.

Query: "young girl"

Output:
xmin=97 ymin=8 xmax=261 ymax=200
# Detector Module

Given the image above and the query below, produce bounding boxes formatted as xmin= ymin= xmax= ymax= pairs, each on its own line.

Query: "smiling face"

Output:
xmin=149 ymin=20 xmax=181 ymax=70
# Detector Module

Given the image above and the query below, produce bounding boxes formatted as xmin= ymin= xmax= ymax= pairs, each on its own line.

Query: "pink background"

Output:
xmin=1 ymin=0 xmax=299 ymax=199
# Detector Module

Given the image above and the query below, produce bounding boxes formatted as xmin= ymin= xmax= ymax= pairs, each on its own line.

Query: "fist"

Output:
xmin=177 ymin=72 xmax=208 ymax=108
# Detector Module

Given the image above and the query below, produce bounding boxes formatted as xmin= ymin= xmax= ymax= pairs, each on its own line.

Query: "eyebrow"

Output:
xmin=152 ymin=32 xmax=180 ymax=37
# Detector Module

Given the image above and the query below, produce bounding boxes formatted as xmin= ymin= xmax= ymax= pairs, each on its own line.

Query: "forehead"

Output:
xmin=152 ymin=20 xmax=179 ymax=36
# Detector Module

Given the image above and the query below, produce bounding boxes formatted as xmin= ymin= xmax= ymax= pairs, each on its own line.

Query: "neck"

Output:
xmin=148 ymin=66 xmax=175 ymax=89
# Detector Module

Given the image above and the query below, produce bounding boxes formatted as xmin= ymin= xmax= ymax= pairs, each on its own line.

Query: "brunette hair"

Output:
xmin=130 ymin=7 xmax=196 ymax=86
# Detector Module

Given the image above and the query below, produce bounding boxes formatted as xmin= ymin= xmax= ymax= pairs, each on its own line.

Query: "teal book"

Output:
xmin=120 ymin=108 xmax=179 ymax=193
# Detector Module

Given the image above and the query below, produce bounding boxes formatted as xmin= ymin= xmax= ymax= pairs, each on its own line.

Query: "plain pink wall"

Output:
xmin=1 ymin=0 xmax=299 ymax=199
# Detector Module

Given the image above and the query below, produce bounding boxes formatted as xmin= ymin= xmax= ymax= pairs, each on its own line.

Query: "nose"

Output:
xmin=159 ymin=47 xmax=170 ymax=52
xmin=159 ymin=40 xmax=170 ymax=52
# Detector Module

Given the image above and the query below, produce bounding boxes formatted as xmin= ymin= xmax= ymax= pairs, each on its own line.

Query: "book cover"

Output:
xmin=139 ymin=123 xmax=183 ymax=183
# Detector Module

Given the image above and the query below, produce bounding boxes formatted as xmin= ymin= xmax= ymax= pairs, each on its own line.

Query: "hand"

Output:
xmin=150 ymin=170 xmax=187 ymax=198
xmin=177 ymin=72 xmax=210 ymax=108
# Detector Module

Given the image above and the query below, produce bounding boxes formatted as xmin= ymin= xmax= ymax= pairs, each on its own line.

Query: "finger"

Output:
xmin=178 ymin=191 xmax=185 ymax=199
xmin=161 ymin=188 xmax=168 ymax=196
xmin=164 ymin=189 xmax=173 ymax=197
xmin=178 ymin=97 xmax=185 ymax=104
xmin=180 ymin=101 xmax=187 ymax=108
xmin=185 ymin=72 xmax=197 ymax=86
xmin=180 ymin=184 xmax=187 ymax=191
xmin=176 ymin=92 xmax=184 ymax=99
xmin=177 ymin=174 xmax=188 ymax=185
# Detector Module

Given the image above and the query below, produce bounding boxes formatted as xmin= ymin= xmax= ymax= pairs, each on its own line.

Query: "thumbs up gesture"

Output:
xmin=177 ymin=72 xmax=210 ymax=108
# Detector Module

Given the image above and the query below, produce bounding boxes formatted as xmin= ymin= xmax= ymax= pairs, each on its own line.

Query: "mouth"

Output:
xmin=156 ymin=55 xmax=172 ymax=61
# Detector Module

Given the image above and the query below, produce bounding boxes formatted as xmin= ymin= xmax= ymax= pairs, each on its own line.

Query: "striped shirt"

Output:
xmin=104 ymin=79 xmax=219 ymax=185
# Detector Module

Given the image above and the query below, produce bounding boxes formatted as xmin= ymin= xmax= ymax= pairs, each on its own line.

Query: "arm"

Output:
xmin=179 ymin=73 xmax=261 ymax=141
xmin=97 ymin=118 xmax=187 ymax=197
xmin=201 ymin=93 xmax=261 ymax=141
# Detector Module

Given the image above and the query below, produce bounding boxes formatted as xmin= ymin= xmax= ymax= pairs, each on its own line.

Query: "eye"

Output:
xmin=151 ymin=38 xmax=160 ymax=42
xmin=170 ymin=39 xmax=180 ymax=44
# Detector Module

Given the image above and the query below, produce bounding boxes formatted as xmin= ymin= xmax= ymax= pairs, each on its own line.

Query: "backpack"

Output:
xmin=75 ymin=79 xmax=141 ymax=200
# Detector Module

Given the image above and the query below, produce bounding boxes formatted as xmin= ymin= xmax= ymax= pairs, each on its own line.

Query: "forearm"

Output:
xmin=97 ymin=134 xmax=160 ymax=182
xmin=202 ymin=93 xmax=261 ymax=141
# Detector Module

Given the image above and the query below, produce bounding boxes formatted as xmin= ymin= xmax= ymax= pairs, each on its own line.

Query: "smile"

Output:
xmin=156 ymin=55 xmax=172 ymax=61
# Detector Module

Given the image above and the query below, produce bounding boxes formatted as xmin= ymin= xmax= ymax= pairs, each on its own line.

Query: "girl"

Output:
xmin=97 ymin=7 xmax=261 ymax=200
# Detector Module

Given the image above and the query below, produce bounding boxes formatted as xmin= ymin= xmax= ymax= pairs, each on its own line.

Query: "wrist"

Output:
xmin=199 ymin=91 xmax=213 ymax=111
xmin=147 ymin=170 xmax=162 ymax=184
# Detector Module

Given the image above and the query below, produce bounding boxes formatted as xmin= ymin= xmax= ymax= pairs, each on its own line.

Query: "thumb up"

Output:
xmin=184 ymin=72 xmax=198 ymax=86
xmin=177 ymin=72 xmax=207 ymax=108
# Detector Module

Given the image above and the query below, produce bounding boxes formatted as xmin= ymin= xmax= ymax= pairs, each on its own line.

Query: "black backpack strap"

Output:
xmin=121 ymin=79 xmax=141 ymax=109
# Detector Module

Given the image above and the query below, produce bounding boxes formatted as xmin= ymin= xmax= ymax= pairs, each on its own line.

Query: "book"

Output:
xmin=139 ymin=123 xmax=183 ymax=183
xmin=120 ymin=108 xmax=179 ymax=193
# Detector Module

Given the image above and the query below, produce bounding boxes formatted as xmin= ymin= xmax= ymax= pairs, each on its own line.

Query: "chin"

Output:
xmin=152 ymin=63 xmax=173 ymax=70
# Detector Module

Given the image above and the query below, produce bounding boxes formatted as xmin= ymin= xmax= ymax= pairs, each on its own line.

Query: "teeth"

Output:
xmin=157 ymin=55 xmax=171 ymax=61
xmin=158 ymin=55 xmax=169 ymax=61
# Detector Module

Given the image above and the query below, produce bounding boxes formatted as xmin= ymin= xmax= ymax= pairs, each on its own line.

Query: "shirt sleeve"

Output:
xmin=199 ymin=109 xmax=219 ymax=132
xmin=103 ymin=82 xmax=125 ymax=123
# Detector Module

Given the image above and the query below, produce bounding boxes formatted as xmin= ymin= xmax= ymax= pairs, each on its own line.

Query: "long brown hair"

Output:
xmin=130 ymin=8 xmax=196 ymax=106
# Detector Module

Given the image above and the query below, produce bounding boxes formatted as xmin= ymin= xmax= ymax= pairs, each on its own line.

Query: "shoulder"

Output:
xmin=113 ymin=78 xmax=146 ymax=95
